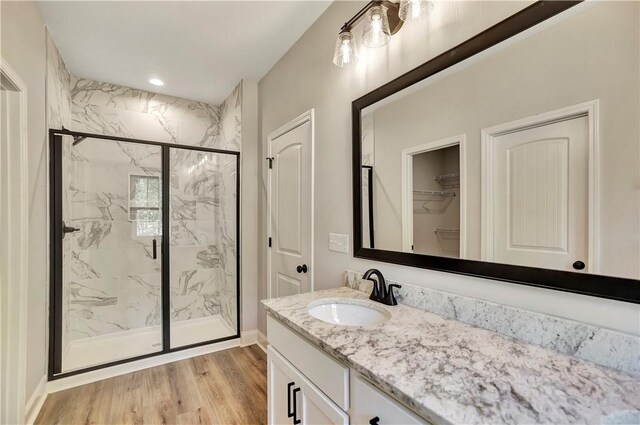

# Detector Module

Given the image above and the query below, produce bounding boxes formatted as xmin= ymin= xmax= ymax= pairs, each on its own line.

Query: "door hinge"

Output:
xmin=266 ymin=157 xmax=274 ymax=169
xmin=268 ymin=237 xmax=272 ymax=248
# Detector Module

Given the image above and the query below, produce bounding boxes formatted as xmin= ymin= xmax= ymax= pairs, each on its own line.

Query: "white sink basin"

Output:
xmin=307 ymin=298 xmax=391 ymax=327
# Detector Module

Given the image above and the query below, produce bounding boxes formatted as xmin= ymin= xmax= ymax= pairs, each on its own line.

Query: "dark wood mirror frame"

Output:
xmin=352 ymin=0 xmax=640 ymax=304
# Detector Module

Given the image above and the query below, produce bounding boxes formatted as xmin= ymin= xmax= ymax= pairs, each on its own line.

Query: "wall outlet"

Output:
xmin=329 ymin=233 xmax=349 ymax=254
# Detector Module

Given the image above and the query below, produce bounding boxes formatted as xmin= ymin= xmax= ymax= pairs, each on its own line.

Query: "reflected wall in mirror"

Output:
xmin=358 ymin=1 xmax=639 ymax=281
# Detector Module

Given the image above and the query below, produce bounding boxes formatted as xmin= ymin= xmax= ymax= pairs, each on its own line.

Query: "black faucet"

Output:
xmin=362 ymin=269 xmax=401 ymax=306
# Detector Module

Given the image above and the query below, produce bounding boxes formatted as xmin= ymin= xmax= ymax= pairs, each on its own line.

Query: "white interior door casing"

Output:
xmin=268 ymin=111 xmax=313 ymax=298
xmin=0 ymin=58 xmax=29 ymax=425
xmin=489 ymin=116 xmax=589 ymax=272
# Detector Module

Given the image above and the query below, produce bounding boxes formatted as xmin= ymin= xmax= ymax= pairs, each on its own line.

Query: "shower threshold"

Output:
xmin=62 ymin=314 xmax=235 ymax=373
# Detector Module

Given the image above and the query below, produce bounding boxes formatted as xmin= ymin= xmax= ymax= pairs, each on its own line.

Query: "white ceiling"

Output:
xmin=36 ymin=1 xmax=332 ymax=105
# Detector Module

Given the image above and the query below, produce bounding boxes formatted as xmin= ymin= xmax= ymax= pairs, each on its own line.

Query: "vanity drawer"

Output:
xmin=350 ymin=374 xmax=428 ymax=425
xmin=267 ymin=315 xmax=349 ymax=410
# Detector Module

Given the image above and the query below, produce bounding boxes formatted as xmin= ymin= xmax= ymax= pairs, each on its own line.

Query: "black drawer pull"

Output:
xmin=370 ymin=417 xmax=380 ymax=425
xmin=287 ymin=382 xmax=295 ymax=418
xmin=292 ymin=387 xmax=301 ymax=424
xmin=152 ymin=238 xmax=157 ymax=259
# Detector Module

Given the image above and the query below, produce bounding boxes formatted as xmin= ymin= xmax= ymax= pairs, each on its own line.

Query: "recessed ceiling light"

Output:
xmin=149 ymin=78 xmax=164 ymax=86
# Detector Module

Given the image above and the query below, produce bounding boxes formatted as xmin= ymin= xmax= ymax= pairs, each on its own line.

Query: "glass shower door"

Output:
xmin=168 ymin=147 xmax=239 ymax=349
xmin=54 ymin=135 xmax=164 ymax=373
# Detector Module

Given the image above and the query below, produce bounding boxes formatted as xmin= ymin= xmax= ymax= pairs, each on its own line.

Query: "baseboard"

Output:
xmin=257 ymin=330 xmax=268 ymax=353
xmin=25 ymin=376 xmax=47 ymax=425
xmin=241 ymin=329 xmax=257 ymax=346
xmin=47 ymin=337 xmax=240 ymax=393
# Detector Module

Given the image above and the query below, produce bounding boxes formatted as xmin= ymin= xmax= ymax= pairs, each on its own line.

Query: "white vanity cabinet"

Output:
xmin=269 ymin=346 xmax=349 ymax=425
xmin=350 ymin=374 xmax=426 ymax=425
xmin=267 ymin=315 xmax=429 ymax=425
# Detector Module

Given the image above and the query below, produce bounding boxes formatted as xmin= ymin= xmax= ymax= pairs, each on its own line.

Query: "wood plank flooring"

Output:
xmin=35 ymin=345 xmax=267 ymax=425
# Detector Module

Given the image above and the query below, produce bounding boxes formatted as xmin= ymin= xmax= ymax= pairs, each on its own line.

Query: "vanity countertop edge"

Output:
xmin=261 ymin=287 xmax=640 ymax=425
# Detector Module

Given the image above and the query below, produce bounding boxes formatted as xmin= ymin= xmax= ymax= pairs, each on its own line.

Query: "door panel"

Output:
xmin=270 ymin=119 xmax=312 ymax=298
xmin=56 ymin=135 xmax=163 ymax=374
xmin=268 ymin=346 xmax=303 ymax=425
xmin=169 ymin=147 xmax=238 ymax=349
xmin=492 ymin=116 xmax=588 ymax=272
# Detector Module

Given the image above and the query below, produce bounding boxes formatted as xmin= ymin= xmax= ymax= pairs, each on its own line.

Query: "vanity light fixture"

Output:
xmin=362 ymin=5 xmax=391 ymax=48
xmin=333 ymin=30 xmax=359 ymax=67
xmin=149 ymin=78 xmax=164 ymax=86
xmin=398 ymin=0 xmax=434 ymax=22
xmin=333 ymin=1 xmax=430 ymax=67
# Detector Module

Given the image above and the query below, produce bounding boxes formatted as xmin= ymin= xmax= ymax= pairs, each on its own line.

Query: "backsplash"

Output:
xmin=345 ymin=270 xmax=640 ymax=376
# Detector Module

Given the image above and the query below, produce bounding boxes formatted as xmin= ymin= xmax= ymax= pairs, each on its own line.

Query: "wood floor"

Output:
xmin=35 ymin=345 xmax=267 ymax=425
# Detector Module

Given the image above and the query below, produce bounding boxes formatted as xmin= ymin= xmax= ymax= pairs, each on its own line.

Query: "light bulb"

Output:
xmin=362 ymin=5 xmax=391 ymax=48
xmin=399 ymin=0 xmax=434 ymax=22
xmin=333 ymin=30 xmax=359 ymax=67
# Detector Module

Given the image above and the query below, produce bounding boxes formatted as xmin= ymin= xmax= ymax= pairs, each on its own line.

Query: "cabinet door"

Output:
xmin=269 ymin=346 xmax=303 ymax=425
xmin=302 ymin=377 xmax=349 ymax=425
xmin=350 ymin=374 xmax=427 ymax=425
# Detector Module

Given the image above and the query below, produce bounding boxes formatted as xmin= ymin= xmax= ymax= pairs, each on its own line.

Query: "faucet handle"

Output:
xmin=387 ymin=284 xmax=402 ymax=306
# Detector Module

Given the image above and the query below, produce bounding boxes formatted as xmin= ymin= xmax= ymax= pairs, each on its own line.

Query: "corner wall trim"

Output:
xmin=256 ymin=331 xmax=268 ymax=353
xmin=25 ymin=376 xmax=47 ymax=425
xmin=241 ymin=329 xmax=258 ymax=346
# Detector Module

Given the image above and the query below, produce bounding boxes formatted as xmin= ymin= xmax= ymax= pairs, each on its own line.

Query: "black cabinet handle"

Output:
xmin=573 ymin=260 xmax=585 ymax=270
xmin=292 ymin=387 xmax=301 ymax=424
xmin=370 ymin=417 xmax=380 ymax=425
xmin=152 ymin=239 xmax=157 ymax=260
xmin=287 ymin=382 xmax=295 ymax=418
xmin=296 ymin=264 xmax=308 ymax=274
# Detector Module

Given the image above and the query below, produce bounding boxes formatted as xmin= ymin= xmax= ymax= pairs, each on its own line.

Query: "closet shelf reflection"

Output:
xmin=434 ymin=173 xmax=460 ymax=189
xmin=413 ymin=189 xmax=455 ymax=213
xmin=434 ymin=228 xmax=460 ymax=241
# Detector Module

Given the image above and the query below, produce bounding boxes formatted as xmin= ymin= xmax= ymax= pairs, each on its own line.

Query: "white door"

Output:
xmin=491 ymin=116 xmax=589 ymax=272
xmin=268 ymin=113 xmax=313 ymax=298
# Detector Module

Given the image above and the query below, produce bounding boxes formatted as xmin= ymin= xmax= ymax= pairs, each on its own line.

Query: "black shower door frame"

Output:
xmin=48 ymin=128 xmax=241 ymax=380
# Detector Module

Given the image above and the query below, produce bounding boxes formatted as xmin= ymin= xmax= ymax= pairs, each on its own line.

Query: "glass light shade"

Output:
xmin=333 ymin=30 xmax=359 ymax=67
xmin=399 ymin=0 xmax=434 ymax=22
xmin=362 ymin=5 xmax=391 ymax=48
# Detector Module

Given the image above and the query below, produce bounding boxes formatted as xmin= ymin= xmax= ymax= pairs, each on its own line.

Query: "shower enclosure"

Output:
xmin=49 ymin=129 xmax=240 ymax=378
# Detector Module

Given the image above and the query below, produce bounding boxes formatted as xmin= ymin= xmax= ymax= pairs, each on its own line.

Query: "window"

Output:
xmin=129 ymin=174 xmax=161 ymax=237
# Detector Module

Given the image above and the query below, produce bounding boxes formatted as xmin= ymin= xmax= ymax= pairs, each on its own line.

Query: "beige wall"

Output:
xmin=1 ymin=0 xmax=48 ymax=402
xmin=258 ymin=1 xmax=640 ymax=336
xmin=367 ymin=1 xmax=640 ymax=278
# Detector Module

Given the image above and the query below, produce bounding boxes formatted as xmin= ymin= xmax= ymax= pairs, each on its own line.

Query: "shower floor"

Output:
xmin=62 ymin=314 xmax=236 ymax=373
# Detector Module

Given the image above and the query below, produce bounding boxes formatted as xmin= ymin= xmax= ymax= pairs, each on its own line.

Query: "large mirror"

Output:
xmin=354 ymin=1 xmax=640 ymax=301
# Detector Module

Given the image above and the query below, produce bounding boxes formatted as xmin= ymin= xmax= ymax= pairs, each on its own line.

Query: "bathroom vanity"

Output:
xmin=262 ymin=287 xmax=639 ymax=425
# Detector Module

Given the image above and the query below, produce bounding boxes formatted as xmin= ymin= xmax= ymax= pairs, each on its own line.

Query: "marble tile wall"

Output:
xmin=46 ymin=35 xmax=241 ymax=344
xmin=345 ymin=270 xmax=640 ymax=376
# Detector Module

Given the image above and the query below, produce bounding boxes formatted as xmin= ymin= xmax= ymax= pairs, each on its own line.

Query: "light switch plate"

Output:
xmin=329 ymin=233 xmax=349 ymax=254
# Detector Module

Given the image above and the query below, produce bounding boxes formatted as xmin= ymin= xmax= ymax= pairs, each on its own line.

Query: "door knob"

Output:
xmin=296 ymin=264 xmax=308 ymax=274
xmin=572 ymin=260 xmax=586 ymax=270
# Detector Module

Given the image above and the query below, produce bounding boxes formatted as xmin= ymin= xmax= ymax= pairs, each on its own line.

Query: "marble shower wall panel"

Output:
xmin=71 ymin=77 xmax=225 ymax=148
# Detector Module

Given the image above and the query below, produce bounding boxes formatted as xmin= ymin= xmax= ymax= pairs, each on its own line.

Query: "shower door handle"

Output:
xmin=62 ymin=221 xmax=80 ymax=235
xmin=152 ymin=239 xmax=157 ymax=259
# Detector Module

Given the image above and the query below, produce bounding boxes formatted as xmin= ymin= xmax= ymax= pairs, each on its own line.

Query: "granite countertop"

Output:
xmin=262 ymin=287 xmax=640 ymax=425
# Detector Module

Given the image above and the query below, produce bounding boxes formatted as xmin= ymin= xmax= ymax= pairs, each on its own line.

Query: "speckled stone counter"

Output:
xmin=262 ymin=287 xmax=640 ymax=425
